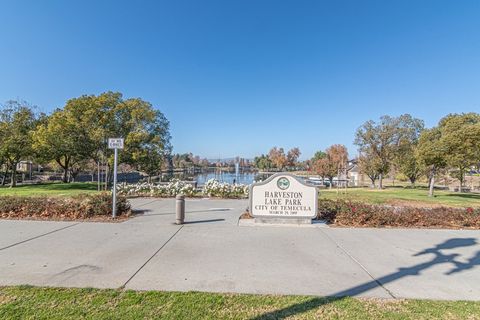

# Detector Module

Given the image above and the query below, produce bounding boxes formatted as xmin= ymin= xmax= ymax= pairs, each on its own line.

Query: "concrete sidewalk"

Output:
xmin=0 ymin=198 xmax=479 ymax=300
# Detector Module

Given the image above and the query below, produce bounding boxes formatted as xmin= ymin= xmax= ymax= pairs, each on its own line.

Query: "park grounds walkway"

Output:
xmin=0 ymin=197 xmax=479 ymax=300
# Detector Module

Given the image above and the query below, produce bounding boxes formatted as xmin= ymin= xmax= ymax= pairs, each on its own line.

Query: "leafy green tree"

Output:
xmin=358 ymin=153 xmax=381 ymax=188
xmin=355 ymin=116 xmax=398 ymax=189
xmin=54 ymin=92 xmax=171 ymax=185
xmin=254 ymin=154 xmax=273 ymax=170
xmin=172 ymin=154 xmax=194 ymax=168
xmin=438 ymin=113 xmax=480 ymax=190
xmin=416 ymin=127 xmax=447 ymax=196
xmin=355 ymin=114 xmax=424 ymax=189
xmin=311 ymin=151 xmax=326 ymax=163
xmin=0 ymin=100 xmax=40 ymax=187
xmin=394 ymin=114 xmax=425 ymax=186
xmin=34 ymin=108 xmax=95 ymax=183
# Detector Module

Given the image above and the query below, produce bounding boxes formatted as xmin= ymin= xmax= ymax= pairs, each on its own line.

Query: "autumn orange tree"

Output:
xmin=267 ymin=147 xmax=301 ymax=171
xmin=311 ymin=144 xmax=348 ymax=187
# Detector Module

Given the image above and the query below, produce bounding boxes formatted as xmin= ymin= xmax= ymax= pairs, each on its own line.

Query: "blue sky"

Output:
xmin=1 ymin=0 xmax=479 ymax=160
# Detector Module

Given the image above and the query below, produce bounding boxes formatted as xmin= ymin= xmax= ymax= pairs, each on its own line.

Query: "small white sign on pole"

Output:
xmin=108 ymin=138 xmax=124 ymax=218
xmin=108 ymin=138 xmax=124 ymax=149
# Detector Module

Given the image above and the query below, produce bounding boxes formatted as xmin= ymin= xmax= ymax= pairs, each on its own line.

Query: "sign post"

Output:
xmin=108 ymin=138 xmax=124 ymax=218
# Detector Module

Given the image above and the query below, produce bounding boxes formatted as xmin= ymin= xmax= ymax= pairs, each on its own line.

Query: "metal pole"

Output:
xmin=112 ymin=148 xmax=118 ymax=218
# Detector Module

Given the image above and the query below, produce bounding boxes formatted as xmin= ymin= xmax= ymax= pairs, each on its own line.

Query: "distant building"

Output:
xmin=16 ymin=161 xmax=42 ymax=173
xmin=346 ymin=159 xmax=362 ymax=186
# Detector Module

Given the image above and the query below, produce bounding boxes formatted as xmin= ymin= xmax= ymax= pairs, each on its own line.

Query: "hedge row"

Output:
xmin=317 ymin=199 xmax=480 ymax=229
xmin=0 ymin=193 xmax=131 ymax=220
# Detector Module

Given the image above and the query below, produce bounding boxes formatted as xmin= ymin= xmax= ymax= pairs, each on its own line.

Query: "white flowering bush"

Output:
xmin=202 ymin=179 xmax=249 ymax=198
xmin=116 ymin=179 xmax=196 ymax=197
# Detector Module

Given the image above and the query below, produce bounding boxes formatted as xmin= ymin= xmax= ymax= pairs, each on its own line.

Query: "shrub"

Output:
xmin=116 ymin=179 xmax=196 ymax=197
xmin=202 ymin=179 xmax=249 ymax=198
xmin=317 ymin=199 xmax=480 ymax=229
xmin=0 ymin=193 xmax=131 ymax=220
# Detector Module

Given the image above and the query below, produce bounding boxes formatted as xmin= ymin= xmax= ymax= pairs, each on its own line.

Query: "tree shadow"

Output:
xmin=252 ymin=237 xmax=479 ymax=320
xmin=131 ymin=208 xmax=152 ymax=215
xmin=443 ymin=193 xmax=480 ymax=200
xmin=142 ymin=208 xmax=232 ymax=217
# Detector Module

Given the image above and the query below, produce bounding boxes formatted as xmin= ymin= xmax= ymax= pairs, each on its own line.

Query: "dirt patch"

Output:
xmin=239 ymin=212 xmax=253 ymax=219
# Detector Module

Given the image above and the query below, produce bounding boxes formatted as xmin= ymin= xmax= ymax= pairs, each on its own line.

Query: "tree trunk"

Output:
xmin=1 ymin=166 xmax=8 ymax=186
xmin=329 ymin=177 xmax=333 ymax=189
xmin=369 ymin=176 xmax=375 ymax=188
xmin=428 ymin=167 xmax=435 ymax=197
xmin=459 ymin=170 xmax=464 ymax=192
xmin=62 ymin=167 xmax=69 ymax=183
xmin=10 ymin=162 xmax=17 ymax=188
xmin=410 ymin=176 xmax=416 ymax=188
xmin=378 ymin=174 xmax=383 ymax=189
xmin=57 ymin=157 xmax=70 ymax=183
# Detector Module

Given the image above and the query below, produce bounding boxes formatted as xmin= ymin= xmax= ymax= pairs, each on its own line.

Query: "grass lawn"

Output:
xmin=0 ymin=286 xmax=479 ymax=320
xmin=321 ymin=187 xmax=480 ymax=208
xmin=0 ymin=182 xmax=100 ymax=197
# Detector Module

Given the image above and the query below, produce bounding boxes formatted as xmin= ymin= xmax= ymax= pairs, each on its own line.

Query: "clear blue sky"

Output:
xmin=1 ymin=0 xmax=479 ymax=160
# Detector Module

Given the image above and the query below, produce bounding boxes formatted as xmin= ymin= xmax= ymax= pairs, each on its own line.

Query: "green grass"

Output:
xmin=0 ymin=182 xmax=101 ymax=197
xmin=321 ymin=186 xmax=480 ymax=208
xmin=0 ymin=286 xmax=479 ymax=320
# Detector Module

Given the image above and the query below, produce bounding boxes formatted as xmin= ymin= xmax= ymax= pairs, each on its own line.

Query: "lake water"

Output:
xmin=194 ymin=171 xmax=257 ymax=185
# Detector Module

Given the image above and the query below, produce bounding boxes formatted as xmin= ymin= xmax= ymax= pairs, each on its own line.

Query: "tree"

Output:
xmin=311 ymin=151 xmax=326 ymax=163
xmin=358 ymin=153 xmax=381 ymax=188
xmin=286 ymin=147 xmax=301 ymax=168
xmin=355 ymin=117 xmax=396 ymax=189
xmin=268 ymin=147 xmax=288 ymax=170
xmin=172 ymin=153 xmax=193 ymax=168
xmin=416 ymin=127 xmax=447 ymax=196
xmin=0 ymin=100 xmax=39 ymax=187
xmin=438 ymin=113 xmax=480 ymax=190
xmin=394 ymin=114 xmax=425 ymax=186
xmin=311 ymin=145 xmax=348 ymax=187
xmin=355 ymin=114 xmax=423 ymax=189
xmin=312 ymin=157 xmax=335 ymax=186
xmin=34 ymin=108 xmax=95 ymax=183
xmin=310 ymin=151 xmax=327 ymax=178
xmin=326 ymin=144 xmax=348 ymax=170
xmin=254 ymin=154 xmax=273 ymax=170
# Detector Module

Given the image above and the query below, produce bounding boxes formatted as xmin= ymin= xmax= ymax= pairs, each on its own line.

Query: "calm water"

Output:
xmin=194 ymin=171 xmax=256 ymax=185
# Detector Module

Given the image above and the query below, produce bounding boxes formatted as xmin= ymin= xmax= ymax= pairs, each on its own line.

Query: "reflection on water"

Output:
xmin=194 ymin=170 xmax=256 ymax=185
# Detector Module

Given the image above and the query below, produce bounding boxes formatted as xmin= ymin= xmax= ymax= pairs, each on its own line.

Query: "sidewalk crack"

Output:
xmin=319 ymin=229 xmax=396 ymax=299
xmin=120 ymin=225 xmax=184 ymax=289
xmin=0 ymin=223 xmax=80 ymax=251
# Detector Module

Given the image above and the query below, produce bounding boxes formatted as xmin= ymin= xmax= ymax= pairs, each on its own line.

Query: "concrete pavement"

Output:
xmin=0 ymin=197 xmax=479 ymax=300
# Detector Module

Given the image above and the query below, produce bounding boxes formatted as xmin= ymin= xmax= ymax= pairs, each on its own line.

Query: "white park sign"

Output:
xmin=250 ymin=173 xmax=317 ymax=219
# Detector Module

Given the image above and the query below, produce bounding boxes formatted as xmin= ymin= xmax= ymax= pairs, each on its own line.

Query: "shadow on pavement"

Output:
xmin=183 ymin=218 xmax=225 ymax=225
xmin=140 ymin=208 xmax=232 ymax=217
xmin=252 ymin=237 xmax=479 ymax=320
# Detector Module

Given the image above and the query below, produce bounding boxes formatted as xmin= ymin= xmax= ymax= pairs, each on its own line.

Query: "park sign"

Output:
xmin=250 ymin=173 xmax=317 ymax=220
